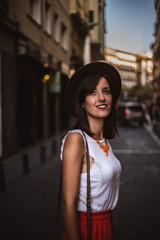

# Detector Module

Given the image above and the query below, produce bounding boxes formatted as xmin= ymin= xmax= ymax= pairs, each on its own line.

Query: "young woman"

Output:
xmin=60 ymin=61 xmax=122 ymax=240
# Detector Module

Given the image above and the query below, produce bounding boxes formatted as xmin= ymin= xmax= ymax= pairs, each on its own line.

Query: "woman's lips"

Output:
xmin=96 ymin=104 xmax=108 ymax=109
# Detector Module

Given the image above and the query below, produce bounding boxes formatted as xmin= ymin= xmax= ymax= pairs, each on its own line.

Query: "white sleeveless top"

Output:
xmin=60 ymin=129 xmax=121 ymax=212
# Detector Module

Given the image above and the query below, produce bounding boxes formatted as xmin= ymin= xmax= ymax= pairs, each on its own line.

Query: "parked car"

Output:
xmin=116 ymin=101 xmax=146 ymax=126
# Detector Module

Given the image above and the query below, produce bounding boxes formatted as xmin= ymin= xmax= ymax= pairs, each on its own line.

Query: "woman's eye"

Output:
xmin=104 ymin=89 xmax=111 ymax=94
xmin=89 ymin=90 xmax=96 ymax=95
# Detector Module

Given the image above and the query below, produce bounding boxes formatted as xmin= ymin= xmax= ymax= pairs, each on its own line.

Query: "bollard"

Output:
xmin=52 ymin=140 xmax=57 ymax=155
xmin=22 ymin=153 xmax=29 ymax=175
xmin=0 ymin=164 xmax=6 ymax=192
xmin=40 ymin=145 xmax=46 ymax=164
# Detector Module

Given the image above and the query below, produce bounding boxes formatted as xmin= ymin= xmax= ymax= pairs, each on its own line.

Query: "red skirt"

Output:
xmin=63 ymin=210 xmax=113 ymax=240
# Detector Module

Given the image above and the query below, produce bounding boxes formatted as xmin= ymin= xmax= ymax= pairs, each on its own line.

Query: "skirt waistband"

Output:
xmin=77 ymin=210 xmax=111 ymax=221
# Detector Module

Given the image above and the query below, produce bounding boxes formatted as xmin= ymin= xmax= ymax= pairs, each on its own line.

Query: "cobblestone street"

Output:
xmin=0 ymin=124 xmax=160 ymax=240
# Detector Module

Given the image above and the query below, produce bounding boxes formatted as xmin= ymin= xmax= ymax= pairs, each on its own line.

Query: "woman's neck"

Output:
xmin=88 ymin=118 xmax=104 ymax=140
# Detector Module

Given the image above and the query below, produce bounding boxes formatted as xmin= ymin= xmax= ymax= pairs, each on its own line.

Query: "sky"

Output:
xmin=105 ymin=0 xmax=156 ymax=54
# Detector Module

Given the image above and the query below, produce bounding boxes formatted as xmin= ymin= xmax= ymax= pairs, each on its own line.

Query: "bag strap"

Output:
xmin=82 ymin=132 xmax=91 ymax=240
xmin=54 ymin=132 xmax=91 ymax=240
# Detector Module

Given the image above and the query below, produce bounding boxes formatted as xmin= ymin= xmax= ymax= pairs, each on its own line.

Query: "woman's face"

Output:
xmin=83 ymin=77 xmax=112 ymax=121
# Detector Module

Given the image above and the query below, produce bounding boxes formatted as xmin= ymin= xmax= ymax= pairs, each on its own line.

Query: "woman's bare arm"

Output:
xmin=62 ymin=132 xmax=85 ymax=240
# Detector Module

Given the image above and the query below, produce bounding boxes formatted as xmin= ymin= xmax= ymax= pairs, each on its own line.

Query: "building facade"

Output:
xmin=136 ymin=52 xmax=153 ymax=86
xmin=69 ymin=0 xmax=106 ymax=71
xmin=104 ymin=47 xmax=153 ymax=89
xmin=0 ymin=0 xmax=72 ymax=158
xmin=69 ymin=0 xmax=90 ymax=70
xmin=88 ymin=0 xmax=106 ymax=61
xmin=152 ymin=0 xmax=160 ymax=101
xmin=0 ymin=0 xmax=106 ymax=162
xmin=151 ymin=0 xmax=160 ymax=138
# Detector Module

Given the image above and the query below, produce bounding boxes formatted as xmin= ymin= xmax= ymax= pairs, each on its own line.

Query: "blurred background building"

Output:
xmin=0 ymin=0 xmax=71 ymax=158
xmin=89 ymin=0 xmax=106 ymax=61
xmin=136 ymin=52 xmax=153 ymax=86
xmin=152 ymin=0 xmax=160 ymax=101
xmin=105 ymin=47 xmax=153 ymax=89
xmin=105 ymin=47 xmax=138 ymax=88
xmin=151 ymin=0 xmax=160 ymax=138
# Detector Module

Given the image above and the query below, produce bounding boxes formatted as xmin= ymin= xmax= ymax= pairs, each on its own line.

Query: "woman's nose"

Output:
xmin=98 ymin=92 xmax=105 ymax=101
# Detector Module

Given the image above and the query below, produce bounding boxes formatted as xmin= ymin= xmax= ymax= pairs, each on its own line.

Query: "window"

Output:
xmin=28 ymin=0 xmax=41 ymax=24
xmin=61 ymin=22 xmax=68 ymax=50
xmin=54 ymin=13 xmax=60 ymax=43
xmin=89 ymin=10 xmax=94 ymax=23
xmin=45 ymin=1 xmax=52 ymax=35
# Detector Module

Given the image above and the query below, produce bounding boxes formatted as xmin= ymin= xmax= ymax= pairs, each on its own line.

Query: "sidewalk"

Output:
xmin=0 ymin=150 xmax=64 ymax=240
xmin=0 ymin=130 xmax=67 ymax=192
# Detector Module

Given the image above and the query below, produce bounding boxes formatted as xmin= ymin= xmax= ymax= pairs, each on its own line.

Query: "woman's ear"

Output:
xmin=82 ymin=103 xmax=84 ymax=108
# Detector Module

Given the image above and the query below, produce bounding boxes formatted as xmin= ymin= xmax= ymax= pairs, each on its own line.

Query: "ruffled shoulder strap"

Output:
xmin=60 ymin=129 xmax=87 ymax=160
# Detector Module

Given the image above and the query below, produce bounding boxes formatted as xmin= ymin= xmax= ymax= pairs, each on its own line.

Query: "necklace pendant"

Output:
xmin=93 ymin=135 xmax=109 ymax=157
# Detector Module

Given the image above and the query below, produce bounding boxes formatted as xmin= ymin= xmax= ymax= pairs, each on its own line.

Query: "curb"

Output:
xmin=144 ymin=123 xmax=160 ymax=147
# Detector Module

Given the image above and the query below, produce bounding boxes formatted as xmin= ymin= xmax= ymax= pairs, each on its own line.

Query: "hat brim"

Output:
xmin=64 ymin=61 xmax=121 ymax=117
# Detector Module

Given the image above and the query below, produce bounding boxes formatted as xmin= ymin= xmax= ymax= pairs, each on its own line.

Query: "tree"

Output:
xmin=121 ymin=84 xmax=154 ymax=102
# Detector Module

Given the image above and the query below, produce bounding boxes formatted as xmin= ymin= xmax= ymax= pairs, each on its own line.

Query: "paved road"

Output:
xmin=111 ymin=123 xmax=160 ymax=240
xmin=0 ymin=123 xmax=160 ymax=240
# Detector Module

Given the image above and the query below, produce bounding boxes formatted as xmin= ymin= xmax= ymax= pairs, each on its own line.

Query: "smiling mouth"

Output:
xmin=96 ymin=104 xmax=107 ymax=109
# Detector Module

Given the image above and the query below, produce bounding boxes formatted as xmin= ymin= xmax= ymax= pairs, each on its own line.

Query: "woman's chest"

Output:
xmin=89 ymin=143 xmax=121 ymax=183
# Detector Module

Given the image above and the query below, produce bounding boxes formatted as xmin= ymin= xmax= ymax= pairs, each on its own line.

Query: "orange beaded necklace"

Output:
xmin=93 ymin=135 xmax=109 ymax=156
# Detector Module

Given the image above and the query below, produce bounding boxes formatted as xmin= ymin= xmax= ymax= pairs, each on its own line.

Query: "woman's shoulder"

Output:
xmin=63 ymin=129 xmax=85 ymax=141
xmin=60 ymin=129 xmax=86 ymax=160
xmin=65 ymin=130 xmax=84 ymax=144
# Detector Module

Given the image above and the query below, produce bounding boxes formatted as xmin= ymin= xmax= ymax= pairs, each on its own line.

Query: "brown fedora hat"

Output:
xmin=64 ymin=61 xmax=121 ymax=117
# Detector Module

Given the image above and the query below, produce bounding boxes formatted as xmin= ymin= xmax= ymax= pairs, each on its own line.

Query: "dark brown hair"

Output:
xmin=73 ymin=73 xmax=119 ymax=139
